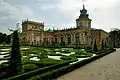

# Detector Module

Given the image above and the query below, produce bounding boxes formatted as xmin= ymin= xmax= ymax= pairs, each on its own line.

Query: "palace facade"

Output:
xmin=22 ymin=5 xmax=108 ymax=46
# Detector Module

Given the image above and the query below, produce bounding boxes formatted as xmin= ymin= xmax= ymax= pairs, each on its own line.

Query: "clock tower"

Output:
xmin=76 ymin=5 xmax=91 ymax=29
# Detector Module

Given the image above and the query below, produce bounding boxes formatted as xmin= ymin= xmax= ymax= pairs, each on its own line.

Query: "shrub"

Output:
xmin=0 ymin=50 xmax=10 ymax=52
xmin=5 ymin=62 xmax=70 ymax=80
xmin=60 ymin=50 xmax=71 ymax=53
xmin=83 ymin=52 xmax=93 ymax=56
xmin=70 ymin=54 xmax=91 ymax=58
xmin=48 ymin=51 xmax=62 ymax=56
xmin=8 ymin=30 xmax=23 ymax=76
xmin=60 ymin=56 xmax=71 ymax=60
xmin=38 ymin=54 xmax=48 ymax=59
xmin=74 ymin=49 xmax=85 ymax=54
xmin=74 ymin=50 xmax=93 ymax=56
xmin=49 ymin=53 xmax=62 ymax=56
xmin=85 ymin=49 xmax=92 ymax=53
xmin=23 ymin=64 xmax=38 ymax=72
xmin=60 ymin=56 xmax=78 ymax=62
xmin=60 ymin=48 xmax=73 ymax=53
xmin=101 ymin=40 xmax=105 ymax=50
xmin=93 ymin=39 xmax=98 ymax=53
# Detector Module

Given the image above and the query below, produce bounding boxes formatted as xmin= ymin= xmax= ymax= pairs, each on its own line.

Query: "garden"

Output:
xmin=0 ymin=46 xmax=93 ymax=67
xmin=0 ymin=45 xmax=115 ymax=80
xmin=0 ymin=44 xmax=95 ymax=78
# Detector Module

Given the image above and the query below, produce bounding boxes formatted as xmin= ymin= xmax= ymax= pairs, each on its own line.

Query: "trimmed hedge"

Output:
xmin=70 ymin=54 xmax=91 ymax=58
xmin=60 ymin=56 xmax=78 ymax=62
xmin=49 ymin=54 xmax=62 ymax=56
xmin=5 ymin=61 xmax=70 ymax=80
xmin=27 ymin=49 xmax=116 ymax=80
xmin=23 ymin=57 xmax=62 ymax=67
xmin=5 ymin=49 xmax=115 ymax=80
xmin=60 ymin=50 xmax=71 ymax=53
xmin=0 ymin=58 xmax=9 ymax=60
xmin=60 ymin=56 xmax=71 ymax=60
xmin=23 ymin=64 xmax=38 ymax=72
xmin=48 ymin=52 xmax=62 ymax=56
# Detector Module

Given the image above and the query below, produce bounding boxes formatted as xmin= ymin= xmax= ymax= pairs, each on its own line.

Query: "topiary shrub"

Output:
xmin=8 ymin=30 xmax=23 ymax=76
xmin=23 ymin=64 xmax=38 ymax=72
xmin=93 ymin=39 xmax=98 ymax=53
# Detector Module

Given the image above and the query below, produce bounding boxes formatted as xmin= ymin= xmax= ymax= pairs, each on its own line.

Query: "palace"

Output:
xmin=22 ymin=5 xmax=108 ymax=46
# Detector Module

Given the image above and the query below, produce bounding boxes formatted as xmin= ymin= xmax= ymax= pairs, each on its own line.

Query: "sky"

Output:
xmin=0 ymin=0 xmax=120 ymax=34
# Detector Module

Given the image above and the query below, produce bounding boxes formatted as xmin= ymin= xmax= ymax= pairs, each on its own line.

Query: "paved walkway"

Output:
xmin=57 ymin=49 xmax=120 ymax=80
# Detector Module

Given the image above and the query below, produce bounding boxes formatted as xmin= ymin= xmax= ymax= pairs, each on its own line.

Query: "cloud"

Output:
xmin=0 ymin=0 xmax=40 ymax=34
xmin=0 ymin=0 xmax=120 ymax=34
xmin=84 ymin=0 xmax=119 ymax=31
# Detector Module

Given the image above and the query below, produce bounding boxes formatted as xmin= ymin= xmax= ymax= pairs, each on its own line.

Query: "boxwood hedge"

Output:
xmin=5 ymin=61 xmax=69 ymax=80
xmin=27 ymin=49 xmax=116 ymax=80
xmin=5 ymin=49 xmax=115 ymax=80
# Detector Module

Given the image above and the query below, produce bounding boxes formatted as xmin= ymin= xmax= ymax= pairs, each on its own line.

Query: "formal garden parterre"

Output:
xmin=0 ymin=42 xmax=115 ymax=80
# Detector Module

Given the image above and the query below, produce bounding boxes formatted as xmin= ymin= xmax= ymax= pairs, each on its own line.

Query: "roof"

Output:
xmin=44 ymin=27 xmax=88 ymax=33
xmin=91 ymin=28 xmax=108 ymax=34
xmin=22 ymin=20 xmax=44 ymax=25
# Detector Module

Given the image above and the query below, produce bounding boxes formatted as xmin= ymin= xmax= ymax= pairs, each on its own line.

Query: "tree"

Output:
xmin=6 ymin=35 xmax=11 ymax=44
xmin=0 ymin=32 xmax=7 ymax=44
xmin=109 ymin=29 xmax=120 ymax=48
xmin=2 ymin=33 xmax=7 ymax=42
xmin=93 ymin=39 xmax=98 ymax=52
xmin=104 ymin=40 xmax=107 ymax=49
xmin=101 ymin=40 xmax=104 ymax=50
xmin=8 ymin=30 xmax=23 ymax=76
xmin=0 ymin=32 xmax=3 ymax=44
xmin=0 ymin=32 xmax=11 ymax=44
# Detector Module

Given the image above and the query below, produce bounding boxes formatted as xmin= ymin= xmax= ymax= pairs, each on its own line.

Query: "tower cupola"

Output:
xmin=79 ymin=5 xmax=89 ymax=18
xmin=76 ymin=5 xmax=91 ymax=29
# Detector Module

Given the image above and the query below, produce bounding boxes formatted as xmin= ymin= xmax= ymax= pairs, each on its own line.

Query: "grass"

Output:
xmin=42 ymin=58 xmax=63 ymax=64
xmin=23 ymin=56 xmax=63 ymax=65
xmin=48 ymin=52 xmax=62 ymax=56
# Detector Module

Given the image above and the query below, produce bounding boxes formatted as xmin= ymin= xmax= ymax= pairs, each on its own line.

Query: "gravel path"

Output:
xmin=57 ymin=49 xmax=120 ymax=80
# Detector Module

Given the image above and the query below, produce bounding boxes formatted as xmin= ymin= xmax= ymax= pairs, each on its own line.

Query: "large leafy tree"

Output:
xmin=6 ymin=35 xmax=11 ymax=44
xmin=109 ymin=29 xmax=120 ymax=48
xmin=8 ymin=30 xmax=23 ymax=76
xmin=0 ymin=32 xmax=11 ymax=44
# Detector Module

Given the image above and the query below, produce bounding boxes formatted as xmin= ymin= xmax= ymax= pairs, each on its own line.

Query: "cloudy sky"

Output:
xmin=0 ymin=0 xmax=119 ymax=34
